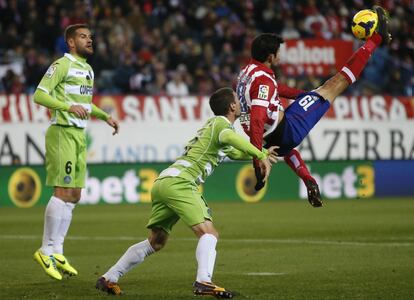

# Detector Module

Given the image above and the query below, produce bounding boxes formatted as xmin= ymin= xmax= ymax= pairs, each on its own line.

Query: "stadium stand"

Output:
xmin=0 ymin=0 xmax=413 ymax=96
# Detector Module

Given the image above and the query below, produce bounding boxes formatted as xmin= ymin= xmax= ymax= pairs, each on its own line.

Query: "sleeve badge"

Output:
xmin=258 ymin=85 xmax=269 ymax=100
xmin=45 ymin=66 xmax=56 ymax=78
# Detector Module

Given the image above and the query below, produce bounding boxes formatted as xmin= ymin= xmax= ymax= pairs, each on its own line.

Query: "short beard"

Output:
xmin=77 ymin=47 xmax=93 ymax=58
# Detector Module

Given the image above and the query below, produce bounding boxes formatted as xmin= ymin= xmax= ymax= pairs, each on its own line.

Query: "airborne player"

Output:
xmin=236 ymin=34 xmax=323 ymax=207
xmin=236 ymin=6 xmax=391 ymax=204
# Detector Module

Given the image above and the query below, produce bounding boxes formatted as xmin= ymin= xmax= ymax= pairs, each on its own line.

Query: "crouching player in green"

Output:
xmin=32 ymin=24 xmax=119 ymax=280
xmin=96 ymin=87 xmax=278 ymax=298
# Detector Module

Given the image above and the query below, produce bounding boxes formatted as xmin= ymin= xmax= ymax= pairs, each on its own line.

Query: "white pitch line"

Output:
xmin=245 ymin=272 xmax=286 ymax=276
xmin=0 ymin=234 xmax=413 ymax=247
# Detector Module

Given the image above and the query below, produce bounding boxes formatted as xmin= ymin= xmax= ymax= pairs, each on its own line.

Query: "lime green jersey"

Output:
xmin=159 ymin=116 xmax=266 ymax=185
xmin=37 ymin=53 xmax=94 ymax=128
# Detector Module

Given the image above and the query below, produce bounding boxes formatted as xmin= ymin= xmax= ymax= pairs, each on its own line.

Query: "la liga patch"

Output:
xmin=45 ymin=66 xmax=56 ymax=78
xmin=258 ymin=85 xmax=269 ymax=100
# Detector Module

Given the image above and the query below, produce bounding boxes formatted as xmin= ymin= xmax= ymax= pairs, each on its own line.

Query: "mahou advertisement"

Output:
xmin=0 ymin=93 xmax=413 ymax=165
xmin=279 ymin=40 xmax=354 ymax=76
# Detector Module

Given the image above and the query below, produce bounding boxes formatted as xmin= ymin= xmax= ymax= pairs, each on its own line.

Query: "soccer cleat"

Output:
xmin=52 ymin=253 xmax=78 ymax=276
xmin=306 ymin=180 xmax=323 ymax=208
xmin=193 ymin=281 xmax=233 ymax=299
xmin=95 ymin=277 xmax=123 ymax=295
xmin=33 ymin=250 xmax=62 ymax=280
xmin=373 ymin=5 xmax=392 ymax=44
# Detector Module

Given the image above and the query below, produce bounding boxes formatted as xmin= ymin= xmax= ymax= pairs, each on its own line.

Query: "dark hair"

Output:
xmin=251 ymin=33 xmax=284 ymax=62
xmin=64 ymin=24 xmax=90 ymax=43
xmin=209 ymin=87 xmax=235 ymax=116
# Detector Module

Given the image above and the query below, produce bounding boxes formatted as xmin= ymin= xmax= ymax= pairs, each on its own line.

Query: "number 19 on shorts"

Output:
xmin=298 ymin=95 xmax=316 ymax=111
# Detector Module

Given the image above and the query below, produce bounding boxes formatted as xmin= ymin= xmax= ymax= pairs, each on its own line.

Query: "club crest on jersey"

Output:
xmin=45 ymin=66 xmax=56 ymax=78
xmin=63 ymin=175 xmax=72 ymax=184
xmin=258 ymin=85 xmax=269 ymax=100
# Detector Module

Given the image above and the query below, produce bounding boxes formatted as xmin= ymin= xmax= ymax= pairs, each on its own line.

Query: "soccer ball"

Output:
xmin=351 ymin=9 xmax=378 ymax=40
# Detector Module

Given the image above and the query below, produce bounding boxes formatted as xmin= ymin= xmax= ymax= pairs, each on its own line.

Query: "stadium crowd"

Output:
xmin=0 ymin=0 xmax=413 ymax=96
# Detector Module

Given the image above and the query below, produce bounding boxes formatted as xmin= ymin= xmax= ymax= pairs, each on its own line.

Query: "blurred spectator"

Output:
xmin=24 ymin=48 xmax=48 ymax=93
xmin=0 ymin=0 xmax=412 ymax=96
xmin=166 ymin=68 xmax=189 ymax=96
xmin=2 ymin=69 xmax=23 ymax=93
xmin=281 ymin=18 xmax=301 ymax=40
xmin=113 ymin=53 xmax=135 ymax=93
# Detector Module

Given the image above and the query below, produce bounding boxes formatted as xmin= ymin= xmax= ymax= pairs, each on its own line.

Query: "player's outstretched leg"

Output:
xmin=193 ymin=281 xmax=233 ymax=299
xmin=95 ymin=277 xmax=123 ymax=295
xmin=33 ymin=249 xmax=62 ymax=280
xmin=284 ymin=149 xmax=323 ymax=207
xmin=306 ymin=179 xmax=323 ymax=207
xmin=373 ymin=5 xmax=392 ymax=44
xmin=52 ymin=253 xmax=78 ymax=276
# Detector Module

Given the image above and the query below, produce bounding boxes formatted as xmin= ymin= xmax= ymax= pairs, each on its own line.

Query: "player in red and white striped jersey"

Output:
xmin=236 ymin=33 xmax=321 ymax=207
xmin=236 ymin=5 xmax=391 ymax=207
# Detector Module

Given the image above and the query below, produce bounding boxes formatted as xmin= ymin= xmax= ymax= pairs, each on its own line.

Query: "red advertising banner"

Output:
xmin=0 ymin=94 xmax=213 ymax=123
xmin=1 ymin=94 xmax=413 ymax=123
xmin=279 ymin=39 xmax=354 ymax=76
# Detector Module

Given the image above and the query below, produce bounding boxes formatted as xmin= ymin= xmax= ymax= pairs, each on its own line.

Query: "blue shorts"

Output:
xmin=264 ymin=92 xmax=330 ymax=156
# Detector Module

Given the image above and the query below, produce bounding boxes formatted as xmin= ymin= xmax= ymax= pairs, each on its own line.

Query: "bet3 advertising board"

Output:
xmin=2 ymin=160 xmax=413 ymax=207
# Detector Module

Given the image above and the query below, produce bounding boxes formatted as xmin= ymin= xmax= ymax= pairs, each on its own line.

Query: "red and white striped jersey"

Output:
xmin=236 ymin=59 xmax=303 ymax=152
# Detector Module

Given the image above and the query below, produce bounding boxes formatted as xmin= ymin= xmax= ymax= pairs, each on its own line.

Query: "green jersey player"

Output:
xmin=96 ymin=87 xmax=278 ymax=298
xmin=33 ymin=24 xmax=119 ymax=281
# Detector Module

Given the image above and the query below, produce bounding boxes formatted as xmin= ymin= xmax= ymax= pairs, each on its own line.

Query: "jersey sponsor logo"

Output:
xmin=80 ymin=85 xmax=93 ymax=95
xmin=45 ymin=66 xmax=56 ymax=78
xmin=68 ymin=68 xmax=94 ymax=80
xmin=65 ymin=85 xmax=93 ymax=96
xmin=258 ymin=85 xmax=269 ymax=100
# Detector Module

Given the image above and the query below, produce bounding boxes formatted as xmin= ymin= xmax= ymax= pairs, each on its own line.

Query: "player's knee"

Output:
xmin=149 ymin=228 xmax=168 ymax=252
xmin=209 ymin=230 xmax=219 ymax=239
xmin=203 ymin=226 xmax=219 ymax=239
xmin=151 ymin=242 xmax=165 ymax=252
xmin=192 ymin=223 xmax=219 ymax=239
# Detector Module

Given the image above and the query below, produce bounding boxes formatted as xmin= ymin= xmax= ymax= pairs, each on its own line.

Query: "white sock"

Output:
xmin=53 ymin=202 xmax=75 ymax=255
xmin=40 ymin=196 xmax=66 ymax=256
xmin=196 ymin=233 xmax=218 ymax=283
xmin=103 ymin=239 xmax=155 ymax=283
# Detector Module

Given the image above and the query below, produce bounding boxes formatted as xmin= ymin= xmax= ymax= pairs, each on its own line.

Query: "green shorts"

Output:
xmin=45 ymin=125 xmax=87 ymax=188
xmin=146 ymin=176 xmax=212 ymax=234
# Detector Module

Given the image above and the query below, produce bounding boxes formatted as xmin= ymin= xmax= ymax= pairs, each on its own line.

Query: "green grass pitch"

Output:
xmin=1 ymin=198 xmax=413 ymax=299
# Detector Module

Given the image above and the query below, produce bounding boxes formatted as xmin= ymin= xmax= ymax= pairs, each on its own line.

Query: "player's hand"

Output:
xmin=254 ymin=158 xmax=272 ymax=191
xmin=259 ymin=158 xmax=272 ymax=182
xmin=106 ymin=117 xmax=119 ymax=135
xmin=267 ymin=146 xmax=279 ymax=164
xmin=68 ymin=105 xmax=89 ymax=119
